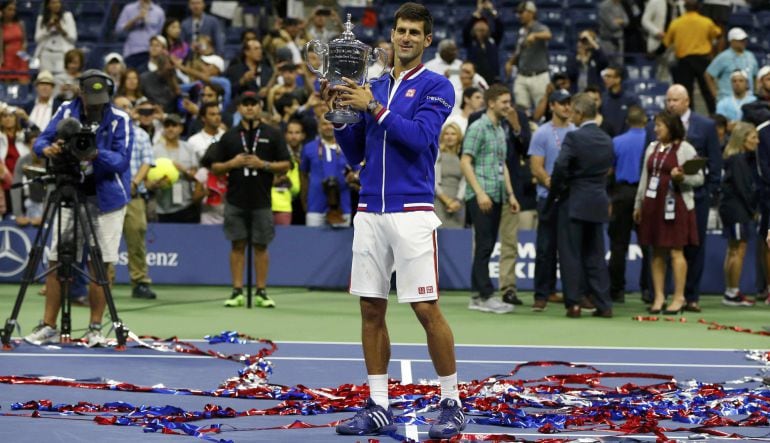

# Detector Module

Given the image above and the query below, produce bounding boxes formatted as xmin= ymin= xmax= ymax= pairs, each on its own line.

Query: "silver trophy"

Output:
xmin=305 ymin=14 xmax=388 ymax=124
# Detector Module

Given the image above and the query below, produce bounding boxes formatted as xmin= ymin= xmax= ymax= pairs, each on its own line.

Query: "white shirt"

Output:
xmin=188 ymin=128 xmax=225 ymax=164
xmin=29 ymin=99 xmax=53 ymax=131
xmin=424 ymin=54 xmax=462 ymax=78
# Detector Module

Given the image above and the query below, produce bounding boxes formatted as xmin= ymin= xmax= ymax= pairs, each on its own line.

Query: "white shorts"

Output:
xmin=350 ymin=211 xmax=442 ymax=303
xmin=48 ymin=201 xmax=127 ymax=264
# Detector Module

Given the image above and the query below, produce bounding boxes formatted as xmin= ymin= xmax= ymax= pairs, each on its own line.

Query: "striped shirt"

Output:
xmin=463 ymin=113 xmax=507 ymax=202
xmin=130 ymin=124 xmax=155 ymax=195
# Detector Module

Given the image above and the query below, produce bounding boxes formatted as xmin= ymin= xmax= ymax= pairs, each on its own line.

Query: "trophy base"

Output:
xmin=325 ymin=110 xmax=361 ymax=125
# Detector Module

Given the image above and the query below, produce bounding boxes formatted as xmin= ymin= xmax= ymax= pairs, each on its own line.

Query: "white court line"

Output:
xmin=0 ymin=353 xmax=762 ymax=369
xmin=414 ymin=431 xmax=699 ymax=440
xmin=400 ymin=360 xmax=418 ymax=441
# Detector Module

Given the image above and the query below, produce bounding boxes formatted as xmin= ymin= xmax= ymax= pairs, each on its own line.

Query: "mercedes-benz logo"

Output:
xmin=0 ymin=226 xmax=31 ymax=277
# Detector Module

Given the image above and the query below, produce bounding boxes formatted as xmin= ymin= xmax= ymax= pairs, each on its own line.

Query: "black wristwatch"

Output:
xmin=366 ymin=98 xmax=380 ymax=114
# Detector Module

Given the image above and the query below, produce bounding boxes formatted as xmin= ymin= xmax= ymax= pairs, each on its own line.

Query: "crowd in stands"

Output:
xmin=2 ymin=0 xmax=770 ymax=315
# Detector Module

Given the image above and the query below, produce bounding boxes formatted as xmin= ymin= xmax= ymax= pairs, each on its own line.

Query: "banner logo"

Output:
xmin=0 ymin=226 xmax=31 ymax=277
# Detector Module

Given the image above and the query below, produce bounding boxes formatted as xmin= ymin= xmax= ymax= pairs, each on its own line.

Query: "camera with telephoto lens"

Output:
xmin=47 ymin=117 xmax=98 ymax=176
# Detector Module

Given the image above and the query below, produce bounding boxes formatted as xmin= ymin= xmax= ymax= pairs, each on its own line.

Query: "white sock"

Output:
xmin=439 ymin=373 xmax=460 ymax=403
xmin=726 ymin=287 xmax=738 ymax=297
xmin=368 ymin=374 xmax=389 ymax=409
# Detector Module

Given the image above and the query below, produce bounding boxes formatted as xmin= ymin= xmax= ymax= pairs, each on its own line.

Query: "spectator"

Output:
xmin=701 ymin=0 xmax=731 ymax=39
xmin=116 ymin=68 xmax=144 ymax=106
xmin=445 ymin=87 xmax=484 ymax=135
xmin=506 ymin=1 xmax=551 ymax=111
xmin=163 ymin=18 xmax=189 ymax=62
xmin=0 ymin=0 xmax=29 ymax=83
xmin=140 ymin=55 xmax=182 ymax=114
xmin=112 ymin=95 xmax=158 ymax=300
xmin=642 ymin=0 xmax=684 ymax=80
xmin=53 ymin=48 xmax=83 ymax=98
xmin=267 ymin=17 xmax=307 ymax=65
xmin=741 ymin=66 xmax=770 ymax=125
xmin=463 ymin=4 xmax=503 ymax=85
xmin=601 ymin=65 xmax=641 ymax=137
xmin=435 ymin=122 xmax=466 ymax=229
xmin=25 ymin=70 xmax=57 ymax=131
xmin=103 ymin=53 xmax=126 ymax=92
xmin=149 ymin=114 xmax=199 ymax=223
xmin=181 ymin=0 xmax=224 ymax=56
xmin=584 ymin=85 xmax=615 ymax=137
xmin=622 ymin=0 xmax=646 ymax=55
xmin=187 ymin=101 xmax=224 ymax=164
xmin=720 ymin=121 xmax=759 ymax=307
xmin=663 ymin=0 xmax=721 ymax=113
xmin=716 ymin=69 xmax=756 ymax=123
xmin=533 ymin=72 xmax=572 ymax=122
xmin=306 ymin=6 xmax=342 ymax=44
xmin=186 ymin=83 xmax=233 ymax=135
xmin=460 ymin=84 xmax=519 ymax=314
xmin=135 ymin=97 xmax=162 ymax=144
xmin=634 ymin=110 xmax=703 ymax=314
xmin=714 ymin=113 xmax=729 ymax=151
xmin=608 ymin=106 xmax=647 ymax=303
xmin=211 ymin=91 xmax=291 ymax=308
xmin=598 ymin=0 xmax=629 ymax=65
xmin=548 ymin=92 xmax=614 ymax=318
xmin=367 ymin=39 xmax=393 ymax=81
xmin=566 ymin=29 xmax=608 ymax=94
xmin=706 ymin=28 xmax=759 ymax=102
xmin=757 ymin=66 xmax=770 ymax=101
xmin=272 ymin=119 xmax=303 ymax=226
xmin=175 ymin=54 xmax=232 ymax=111
xmin=10 ymin=126 xmax=42 ymax=226
xmin=33 ymin=0 xmax=76 ymax=76
xmin=450 ymin=61 xmax=489 ymax=114
xmin=300 ymin=109 xmax=356 ymax=228
xmin=116 ymin=0 xmax=166 ymax=69
xmin=529 ymin=89 xmax=574 ymax=311
xmin=756 ymin=113 xmax=770 ymax=303
xmin=425 ymin=39 xmax=462 ymax=81
xmin=281 ymin=119 xmax=306 ymax=225
xmin=143 ymin=34 xmax=168 ymax=73
xmin=225 ymin=38 xmax=273 ymax=100
xmin=0 ymin=104 xmax=28 ymax=212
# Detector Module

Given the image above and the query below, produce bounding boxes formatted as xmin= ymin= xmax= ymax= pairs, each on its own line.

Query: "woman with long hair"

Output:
xmin=162 ymin=18 xmax=189 ymax=61
xmin=33 ymin=0 xmax=76 ymax=75
xmin=719 ymin=121 xmax=759 ymax=307
xmin=435 ymin=122 xmax=466 ymax=228
xmin=0 ymin=0 xmax=29 ymax=83
xmin=633 ymin=110 xmax=704 ymax=314
xmin=53 ymin=48 xmax=84 ymax=100
xmin=116 ymin=68 xmax=144 ymax=105
xmin=0 ymin=105 xmax=28 ymax=213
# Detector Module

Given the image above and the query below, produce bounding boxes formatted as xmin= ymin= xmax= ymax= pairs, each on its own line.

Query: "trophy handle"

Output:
xmin=368 ymin=47 xmax=388 ymax=80
xmin=304 ymin=40 xmax=328 ymax=78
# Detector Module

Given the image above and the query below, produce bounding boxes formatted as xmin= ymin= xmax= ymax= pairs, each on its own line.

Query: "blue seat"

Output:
xmin=626 ymin=64 xmax=655 ymax=81
xmin=630 ymin=80 xmax=669 ymax=95
xmin=539 ymin=8 xmax=565 ymax=26
xmin=549 ymin=30 xmax=569 ymax=51
xmin=570 ymin=0 xmax=599 ymax=9
xmin=727 ymin=12 xmax=756 ymax=30
xmin=548 ymin=51 xmax=569 ymax=67
xmin=535 ymin=0 xmax=565 ymax=8
xmin=570 ymin=9 xmax=598 ymax=29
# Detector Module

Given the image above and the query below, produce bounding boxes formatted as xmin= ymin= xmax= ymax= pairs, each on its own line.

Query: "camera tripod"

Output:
xmin=1 ymin=175 xmax=129 ymax=349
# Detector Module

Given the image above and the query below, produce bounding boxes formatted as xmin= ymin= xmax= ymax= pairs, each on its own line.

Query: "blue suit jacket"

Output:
xmin=548 ymin=122 xmax=614 ymax=223
xmin=181 ymin=13 xmax=225 ymax=55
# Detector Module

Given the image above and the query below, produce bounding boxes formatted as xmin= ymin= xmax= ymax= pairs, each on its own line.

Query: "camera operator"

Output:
xmin=24 ymin=69 xmax=133 ymax=347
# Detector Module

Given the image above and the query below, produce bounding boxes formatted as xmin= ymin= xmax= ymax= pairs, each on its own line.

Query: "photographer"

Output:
xmin=565 ymin=30 xmax=609 ymax=94
xmin=24 ymin=69 xmax=133 ymax=347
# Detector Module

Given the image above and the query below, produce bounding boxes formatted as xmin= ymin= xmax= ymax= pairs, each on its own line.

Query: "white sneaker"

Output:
xmin=722 ymin=293 xmax=755 ymax=307
xmin=83 ymin=326 xmax=106 ymax=347
xmin=468 ymin=296 xmax=514 ymax=314
xmin=24 ymin=322 xmax=58 ymax=345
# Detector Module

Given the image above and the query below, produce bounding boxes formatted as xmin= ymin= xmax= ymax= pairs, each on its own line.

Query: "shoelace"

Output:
xmin=436 ymin=405 xmax=460 ymax=424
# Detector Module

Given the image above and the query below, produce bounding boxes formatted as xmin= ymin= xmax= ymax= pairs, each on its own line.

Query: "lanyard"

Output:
xmin=240 ymin=129 xmax=260 ymax=154
xmin=551 ymin=124 xmax=564 ymax=150
xmin=651 ymin=142 xmax=675 ymax=177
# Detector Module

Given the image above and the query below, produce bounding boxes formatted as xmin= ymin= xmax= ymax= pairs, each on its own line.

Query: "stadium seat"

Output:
xmin=538 ymin=8 xmax=565 ymax=27
xmin=727 ymin=11 xmax=756 ymax=30
xmin=569 ymin=9 xmax=598 ymax=30
xmin=535 ymin=0 xmax=565 ymax=8
xmin=570 ymin=0 xmax=599 ymax=9
xmin=549 ymin=30 xmax=569 ymax=51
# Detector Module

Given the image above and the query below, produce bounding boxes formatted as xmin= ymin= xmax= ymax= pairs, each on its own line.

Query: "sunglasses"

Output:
xmin=137 ymin=108 xmax=155 ymax=116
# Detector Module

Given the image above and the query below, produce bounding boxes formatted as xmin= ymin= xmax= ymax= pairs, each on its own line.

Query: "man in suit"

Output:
xmin=660 ymin=84 xmax=721 ymax=312
xmin=181 ymin=0 xmax=225 ymax=56
xmin=548 ymin=93 xmax=614 ymax=318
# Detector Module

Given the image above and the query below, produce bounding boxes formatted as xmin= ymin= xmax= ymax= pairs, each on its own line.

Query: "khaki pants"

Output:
xmin=518 ymin=209 xmax=538 ymax=230
xmin=498 ymin=202 xmax=520 ymax=293
xmin=513 ymin=71 xmax=550 ymax=111
xmin=123 ymin=197 xmax=150 ymax=286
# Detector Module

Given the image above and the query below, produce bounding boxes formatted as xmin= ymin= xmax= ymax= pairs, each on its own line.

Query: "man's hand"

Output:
xmin=633 ymin=208 xmax=641 ymax=224
xmin=505 ymin=108 xmax=521 ymax=133
xmin=477 ymin=192 xmax=492 ymax=213
xmin=508 ymin=195 xmax=520 ymax=213
xmin=335 ymin=77 xmax=374 ymax=112
xmin=42 ymin=140 xmax=64 ymax=158
xmin=447 ymin=199 xmax=461 ymax=213
xmin=240 ymin=69 xmax=256 ymax=85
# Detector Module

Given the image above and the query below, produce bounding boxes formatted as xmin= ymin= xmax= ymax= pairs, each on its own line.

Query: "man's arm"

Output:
xmin=549 ymin=136 xmax=574 ymax=198
xmin=704 ymin=60 xmax=720 ymax=100
xmin=530 ymin=155 xmax=550 ymax=189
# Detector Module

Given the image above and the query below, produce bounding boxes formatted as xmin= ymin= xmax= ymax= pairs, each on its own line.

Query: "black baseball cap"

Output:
xmin=238 ymin=91 xmax=260 ymax=106
xmin=79 ymin=70 xmax=111 ymax=106
xmin=548 ymin=89 xmax=572 ymax=103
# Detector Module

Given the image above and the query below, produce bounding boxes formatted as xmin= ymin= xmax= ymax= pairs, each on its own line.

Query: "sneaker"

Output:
xmin=24 ymin=322 xmax=58 ymax=345
xmin=468 ymin=296 xmax=513 ymax=314
xmin=83 ymin=324 xmax=106 ymax=347
xmin=336 ymin=398 xmax=396 ymax=435
xmin=224 ymin=289 xmax=245 ymax=307
xmin=255 ymin=289 xmax=276 ymax=308
xmin=429 ymin=398 xmax=466 ymax=439
xmin=132 ymin=283 xmax=157 ymax=300
xmin=722 ymin=292 xmax=755 ymax=307
xmin=532 ymin=299 xmax=548 ymax=312
xmin=502 ymin=289 xmax=523 ymax=305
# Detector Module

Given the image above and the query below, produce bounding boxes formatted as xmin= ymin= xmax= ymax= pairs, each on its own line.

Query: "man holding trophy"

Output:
xmin=314 ymin=3 xmax=464 ymax=439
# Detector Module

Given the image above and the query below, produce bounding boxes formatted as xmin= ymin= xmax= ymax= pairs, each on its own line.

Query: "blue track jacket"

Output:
xmin=334 ymin=64 xmax=454 ymax=213
xmin=34 ymin=98 xmax=133 ymax=212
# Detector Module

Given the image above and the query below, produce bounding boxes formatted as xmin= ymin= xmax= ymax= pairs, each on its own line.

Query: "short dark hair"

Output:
xmin=626 ymin=105 xmax=647 ymax=127
xmin=655 ymin=110 xmax=686 ymax=142
xmin=394 ymin=2 xmax=433 ymax=35
xmin=198 ymin=101 xmax=220 ymax=119
xmin=605 ymin=64 xmax=624 ymax=80
xmin=713 ymin=113 xmax=728 ymax=129
xmin=583 ymin=84 xmax=602 ymax=95
xmin=286 ymin=118 xmax=305 ymax=133
xmin=484 ymin=84 xmax=511 ymax=105
xmin=461 ymin=87 xmax=481 ymax=110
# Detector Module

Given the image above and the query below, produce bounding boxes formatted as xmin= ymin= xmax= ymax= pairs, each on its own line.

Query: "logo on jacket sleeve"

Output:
xmin=405 ymin=88 xmax=416 ymax=98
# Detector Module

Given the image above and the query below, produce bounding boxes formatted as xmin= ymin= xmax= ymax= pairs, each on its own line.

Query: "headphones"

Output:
xmin=78 ymin=69 xmax=115 ymax=97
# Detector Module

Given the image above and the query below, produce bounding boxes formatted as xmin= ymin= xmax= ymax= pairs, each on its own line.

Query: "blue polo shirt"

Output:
xmin=300 ymin=138 xmax=355 ymax=214
xmin=528 ymin=121 xmax=575 ymax=199
xmin=612 ymin=127 xmax=647 ymax=184
xmin=706 ymin=48 xmax=759 ymax=100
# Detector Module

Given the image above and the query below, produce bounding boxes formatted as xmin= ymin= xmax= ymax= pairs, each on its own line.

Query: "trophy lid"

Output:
xmin=329 ymin=13 xmax=368 ymax=50
xmin=341 ymin=14 xmax=355 ymax=40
